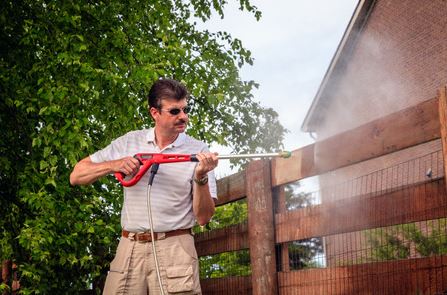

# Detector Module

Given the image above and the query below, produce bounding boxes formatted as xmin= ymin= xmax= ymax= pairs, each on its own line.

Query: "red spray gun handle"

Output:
xmin=114 ymin=153 xmax=199 ymax=187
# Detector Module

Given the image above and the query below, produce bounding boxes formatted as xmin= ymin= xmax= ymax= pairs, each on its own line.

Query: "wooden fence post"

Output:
xmin=439 ymin=86 xmax=447 ymax=193
xmin=246 ymin=160 xmax=278 ymax=295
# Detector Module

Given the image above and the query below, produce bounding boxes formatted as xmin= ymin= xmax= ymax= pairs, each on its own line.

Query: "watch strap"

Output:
xmin=194 ymin=175 xmax=208 ymax=186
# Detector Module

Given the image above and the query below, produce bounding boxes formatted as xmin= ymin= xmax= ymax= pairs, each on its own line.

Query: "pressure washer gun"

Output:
xmin=115 ymin=151 xmax=292 ymax=187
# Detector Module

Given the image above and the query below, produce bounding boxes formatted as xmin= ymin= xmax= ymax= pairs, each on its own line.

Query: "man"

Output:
xmin=70 ymin=79 xmax=218 ymax=294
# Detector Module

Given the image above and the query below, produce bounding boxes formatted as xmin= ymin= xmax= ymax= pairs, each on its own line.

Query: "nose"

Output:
xmin=178 ymin=109 xmax=188 ymax=120
xmin=179 ymin=111 xmax=188 ymax=120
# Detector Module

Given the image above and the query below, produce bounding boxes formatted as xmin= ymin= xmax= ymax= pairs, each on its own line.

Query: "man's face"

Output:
xmin=150 ymin=97 xmax=189 ymax=134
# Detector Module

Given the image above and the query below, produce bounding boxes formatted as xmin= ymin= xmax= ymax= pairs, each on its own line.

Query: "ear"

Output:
xmin=149 ymin=107 xmax=159 ymax=120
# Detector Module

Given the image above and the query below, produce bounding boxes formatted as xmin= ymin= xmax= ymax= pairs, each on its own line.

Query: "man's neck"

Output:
xmin=154 ymin=128 xmax=179 ymax=150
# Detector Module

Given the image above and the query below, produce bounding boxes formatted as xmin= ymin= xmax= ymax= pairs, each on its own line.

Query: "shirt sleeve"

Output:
xmin=199 ymin=145 xmax=218 ymax=199
xmin=207 ymin=170 xmax=218 ymax=199
xmin=90 ymin=133 xmax=129 ymax=163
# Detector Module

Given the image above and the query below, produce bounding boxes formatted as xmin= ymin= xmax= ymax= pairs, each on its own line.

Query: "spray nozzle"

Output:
xmin=278 ymin=151 xmax=292 ymax=158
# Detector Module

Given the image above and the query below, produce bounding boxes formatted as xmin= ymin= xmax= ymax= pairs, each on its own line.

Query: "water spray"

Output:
xmin=115 ymin=151 xmax=292 ymax=187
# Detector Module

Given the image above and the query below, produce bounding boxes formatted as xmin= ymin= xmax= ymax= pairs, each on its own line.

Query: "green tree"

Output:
xmin=365 ymin=219 xmax=447 ymax=263
xmin=0 ymin=0 xmax=285 ymax=293
xmin=200 ymin=250 xmax=251 ymax=279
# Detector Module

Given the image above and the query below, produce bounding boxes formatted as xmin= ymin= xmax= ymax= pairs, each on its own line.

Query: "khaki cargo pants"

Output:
xmin=103 ymin=232 xmax=201 ymax=294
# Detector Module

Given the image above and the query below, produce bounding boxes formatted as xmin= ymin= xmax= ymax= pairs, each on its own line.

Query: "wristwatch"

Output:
xmin=194 ymin=175 xmax=208 ymax=186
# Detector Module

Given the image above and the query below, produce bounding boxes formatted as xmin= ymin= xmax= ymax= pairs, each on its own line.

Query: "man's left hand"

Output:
xmin=194 ymin=152 xmax=219 ymax=179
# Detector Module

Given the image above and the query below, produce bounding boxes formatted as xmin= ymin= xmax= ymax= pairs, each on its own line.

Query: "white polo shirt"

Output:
xmin=90 ymin=128 xmax=217 ymax=232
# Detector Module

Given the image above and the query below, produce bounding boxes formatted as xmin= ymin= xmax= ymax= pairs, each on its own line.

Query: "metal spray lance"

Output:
xmin=115 ymin=151 xmax=292 ymax=187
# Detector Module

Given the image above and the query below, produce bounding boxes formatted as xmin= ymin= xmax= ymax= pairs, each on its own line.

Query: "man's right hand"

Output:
xmin=113 ymin=156 xmax=141 ymax=176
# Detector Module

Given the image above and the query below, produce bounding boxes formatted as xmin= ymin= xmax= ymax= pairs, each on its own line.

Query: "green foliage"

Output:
xmin=365 ymin=219 xmax=447 ymax=263
xmin=201 ymin=199 xmax=248 ymax=231
xmin=0 ymin=0 xmax=285 ymax=293
xmin=199 ymin=250 xmax=251 ymax=279
xmin=367 ymin=228 xmax=410 ymax=261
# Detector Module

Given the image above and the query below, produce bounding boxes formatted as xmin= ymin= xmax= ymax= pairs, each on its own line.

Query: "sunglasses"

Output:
xmin=160 ymin=106 xmax=191 ymax=116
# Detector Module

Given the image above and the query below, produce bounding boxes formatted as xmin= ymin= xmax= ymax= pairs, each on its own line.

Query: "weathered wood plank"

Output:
xmin=246 ymin=160 xmax=278 ymax=295
xmin=271 ymin=97 xmax=440 ymax=187
xmin=278 ymin=255 xmax=447 ymax=295
xmin=271 ymin=144 xmax=315 ymax=187
xmin=216 ymin=171 xmax=246 ymax=206
xmin=439 ymin=86 xmax=447 ymax=193
xmin=195 ymin=223 xmax=248 ymax=256
xmin=200 ymin=276 xmax=252 ymax=295
xmin=275 ymin=179 xmax=447 ymax=243
xmin=314 ymin=97 xmax=440 ymax=174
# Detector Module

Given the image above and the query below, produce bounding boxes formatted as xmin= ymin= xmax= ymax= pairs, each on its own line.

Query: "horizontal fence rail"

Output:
xmin=201 ymin=276 xmax=252 ymax=294
xmin=278 ymin=255 xmax=447 ymax=294
xmin=195 ymin=223 xmax=248 ymax=256
xmin=276 ymin=178 xmax=447 ymax=243
xmin=271 ymin=96 xmax=441 ymax=187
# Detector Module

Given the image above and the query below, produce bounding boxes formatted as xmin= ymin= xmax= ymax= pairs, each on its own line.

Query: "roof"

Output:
xmin=301 ymin=0 xmax=376 ymax=133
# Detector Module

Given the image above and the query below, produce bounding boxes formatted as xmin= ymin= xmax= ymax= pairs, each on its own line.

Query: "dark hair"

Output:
xmin=148 ymin=79 xmax=189 ymax=109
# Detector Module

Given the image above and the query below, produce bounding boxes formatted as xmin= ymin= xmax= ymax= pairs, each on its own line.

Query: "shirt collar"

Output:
xmin=146 ymin=128 xmax=186 ymax=148
xmin=146 ymin=128 xmax=156 ymax=143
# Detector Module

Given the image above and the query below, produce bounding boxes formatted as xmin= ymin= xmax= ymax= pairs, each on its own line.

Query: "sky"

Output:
xmin=199 ymin=0 xmax=359 ymax=177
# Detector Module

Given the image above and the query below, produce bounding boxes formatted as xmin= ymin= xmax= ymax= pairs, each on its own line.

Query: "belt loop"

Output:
xmin=158 ymin=232 xmax=166 ymax=240
xmin=128 ymin=232 xmax=135 ymax=241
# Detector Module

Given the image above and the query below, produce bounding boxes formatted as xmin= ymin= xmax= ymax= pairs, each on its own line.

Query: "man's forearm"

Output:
xmin=70 ymin=157 xmax=114 ymax=186
xmin=193 ymin=182 xmax=216 ymax=226
xmin=191 ymin=152 xmax=218 ymax=225
xmin=70 ymin=156 xmax=141 ymax=186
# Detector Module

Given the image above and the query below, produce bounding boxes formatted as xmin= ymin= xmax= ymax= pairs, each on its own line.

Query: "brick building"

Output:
xmin=301 ymin=0 xmax=447 ymax=268
xmin=302 ymin=0 xmax=447 ymax=138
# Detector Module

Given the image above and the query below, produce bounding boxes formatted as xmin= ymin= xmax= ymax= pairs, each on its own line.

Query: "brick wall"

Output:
xmin=316 ymin=0 xmax=447 ymax=139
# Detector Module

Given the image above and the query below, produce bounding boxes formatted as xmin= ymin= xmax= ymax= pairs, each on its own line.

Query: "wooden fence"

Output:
xmin=196 ymin=86 xmax=447 ymax=294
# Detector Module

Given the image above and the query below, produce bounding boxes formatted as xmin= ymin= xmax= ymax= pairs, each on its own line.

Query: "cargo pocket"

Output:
xmin=178 ymin=234 xmax=198 ymax=261
xmin=103 ymin=238 xmax=134 ymax=294
xmin=109 ymin=238 xmax=132 ymax=273
xmin=166 ymin=265 xmax=194 ymax=293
